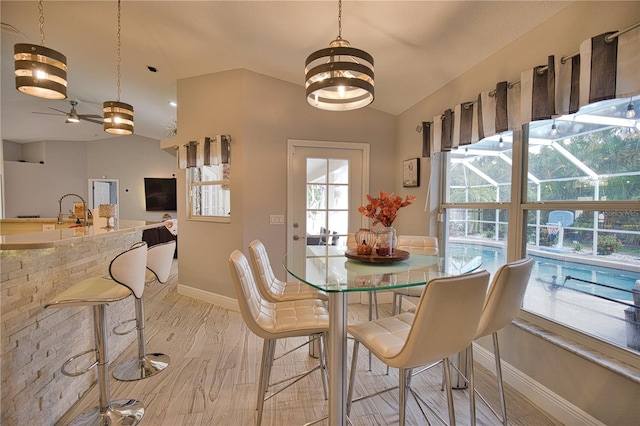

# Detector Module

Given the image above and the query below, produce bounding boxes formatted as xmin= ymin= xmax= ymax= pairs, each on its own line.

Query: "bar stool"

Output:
xmin=112 ymin=240 xmax=176 ymax=381
xmin=45 ymin=242 xmax=147 ymax=426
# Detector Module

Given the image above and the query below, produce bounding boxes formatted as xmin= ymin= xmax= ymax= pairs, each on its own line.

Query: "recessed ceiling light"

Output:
xmin=147 ymin=65 xmax=157 ymax=72
xmin=169 ymin=101 xmax=177 ymax=107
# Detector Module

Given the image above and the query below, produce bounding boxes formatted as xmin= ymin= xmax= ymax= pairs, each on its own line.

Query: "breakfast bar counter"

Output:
xmin=0 ymin=220 xmax=166 ymax=425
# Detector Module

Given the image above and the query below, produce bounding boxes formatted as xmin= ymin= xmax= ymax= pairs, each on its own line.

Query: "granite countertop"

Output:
xmin=0 ymin=220 xmax=162 ymax=250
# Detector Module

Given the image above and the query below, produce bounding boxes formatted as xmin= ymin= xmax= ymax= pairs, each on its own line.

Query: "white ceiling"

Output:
xmin=1 ymin=1 xmax=571 ymax=144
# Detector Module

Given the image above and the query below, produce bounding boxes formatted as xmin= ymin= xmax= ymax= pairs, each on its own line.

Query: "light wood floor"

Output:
xmin=58 ymin=260 xmax=562 ymax=426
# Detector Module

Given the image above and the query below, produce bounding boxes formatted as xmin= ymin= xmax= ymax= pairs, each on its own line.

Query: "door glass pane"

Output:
xmin=328 ymin=159 xmax=349 ymax=184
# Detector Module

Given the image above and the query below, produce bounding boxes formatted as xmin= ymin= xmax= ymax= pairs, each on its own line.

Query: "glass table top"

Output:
xmin=284 ymin=252 xmax=483 ymax=293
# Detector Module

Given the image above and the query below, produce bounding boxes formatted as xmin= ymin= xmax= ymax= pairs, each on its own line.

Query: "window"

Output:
xmin=442 ymin=97 xmax=640 ymax=354
xmin=187 ymin=163 xmax=230 ymax=221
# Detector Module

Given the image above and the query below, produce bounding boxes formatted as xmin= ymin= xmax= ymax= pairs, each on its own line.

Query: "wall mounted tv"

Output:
xmin=144 ymin=178 xmax=177 ymax=211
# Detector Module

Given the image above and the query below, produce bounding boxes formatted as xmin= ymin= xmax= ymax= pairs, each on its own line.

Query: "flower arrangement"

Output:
xmin=357 ymin=191 xmax=416 ymax=227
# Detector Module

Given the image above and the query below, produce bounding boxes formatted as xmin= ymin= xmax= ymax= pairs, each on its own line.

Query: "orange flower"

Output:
xmin=357 ymin=191 xmax=416 ymax=227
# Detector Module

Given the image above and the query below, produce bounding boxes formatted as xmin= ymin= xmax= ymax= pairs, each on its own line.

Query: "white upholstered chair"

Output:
xmin=468 ymin=258 xmax=534 ymax=426
xmin=347 ymin=269 xmax=491 ymax=426
xmin=112 ymin=240 xmax=176 ymax=381
xmin=45 ymin=242 xmax=148 ymax=425
xmin=390 ymin=235 xmax=439 ymax=314
xmin=228 ymin=249 xmax=330 ymax=426
xmin=248 ymin=239 xmax=327 ymax=302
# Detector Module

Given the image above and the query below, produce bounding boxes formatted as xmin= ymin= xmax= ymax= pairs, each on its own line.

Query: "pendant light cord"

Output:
xmin=116 ymin=0 xmax=122 ymax=102
xmin=336 ymin=0 xmax=342 ymax=40
xmin=38 ymin=0 xmax=45 ymax=46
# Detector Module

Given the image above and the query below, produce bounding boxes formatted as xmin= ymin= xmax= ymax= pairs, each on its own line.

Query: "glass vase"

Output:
xmin=355 ymin=228 xmax=376 ymax=255
xmin=377 ymin=225 xmax=397 ymax=256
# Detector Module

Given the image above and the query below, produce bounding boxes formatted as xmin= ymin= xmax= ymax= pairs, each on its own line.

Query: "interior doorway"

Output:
xmin=88 ymin=179 xmax=119 ymax=211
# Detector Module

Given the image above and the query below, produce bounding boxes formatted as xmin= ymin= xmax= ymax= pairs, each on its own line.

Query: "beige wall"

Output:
xmin=176 ymin=69 xmax=395 ymax=299
xmin=3 ymin=135 xmax=176 ymax=221
xmin=394 ymin=3 xmax=640 ymax=425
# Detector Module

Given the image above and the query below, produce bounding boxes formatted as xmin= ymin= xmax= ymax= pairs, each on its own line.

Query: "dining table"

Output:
xmin=284 ymin=249 xmax=482 ymax=425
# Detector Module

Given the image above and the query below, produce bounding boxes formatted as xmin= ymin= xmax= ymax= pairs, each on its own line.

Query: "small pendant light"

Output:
xmin=305 ymin=0 xmax=374 ymax=111
xmin=103 ymin=0 xmax=134 ymax=135
xmin=14 ymin=0 xmax=67 ymax=100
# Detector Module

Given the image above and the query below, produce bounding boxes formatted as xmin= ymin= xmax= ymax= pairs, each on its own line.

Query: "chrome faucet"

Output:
xmin=58 ymin=193 xmax=88 ymax=225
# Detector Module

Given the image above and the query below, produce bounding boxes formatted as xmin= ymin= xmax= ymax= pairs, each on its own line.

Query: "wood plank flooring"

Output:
xmin=57 ymin=260 xmax=562 ymax=425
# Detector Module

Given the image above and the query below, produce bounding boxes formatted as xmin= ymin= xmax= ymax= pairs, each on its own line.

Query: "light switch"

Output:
xmin=270 ymin=215 xmax=284 ymax=225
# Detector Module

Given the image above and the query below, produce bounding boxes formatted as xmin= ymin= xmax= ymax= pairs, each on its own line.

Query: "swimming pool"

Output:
xmin=449 ymin=243 xmax=640 ymax=303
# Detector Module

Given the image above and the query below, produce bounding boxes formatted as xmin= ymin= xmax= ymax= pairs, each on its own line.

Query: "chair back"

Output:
xmin=146 ymin=240 xmax=176 ymax=284
xmin=396 ymin=235 xmax=439 ymax=255
xmin=109 ymin=241 xmax=148 ymax=299
xmin=393 ymin=270 xmax=490 ymax=369
xmin=475 ymin=258 xmax=534 ymax=339
xmin=229 ymin=249 xmax=275 ymax=339
xmin=248 ymin=239 xmax=287 ymax=301
xmin=346 ymin=233 xmax=357 ymax=250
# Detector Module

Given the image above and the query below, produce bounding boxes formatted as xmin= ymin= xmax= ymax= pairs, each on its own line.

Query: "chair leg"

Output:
xmin=112 ymin=297 xmax=170 ymax=381
xmin=443 ymin=357 xmax=457 ymax=426
xmin=318 ymin=333 xmax=329 ymax=400
xmin=493 ymin=332 xmax=508 ymax=426
xmin=346 ymin=340 xmax=360 ymax=415
xmin=256 ymin=339 xmax=275 ymax=426
xmin=399 ymin=368 xmax=411 ymax=426
xmin=468 ymin=344 xmax=477 ymax=426
xmin=367 ymin=291 xmax=373 ymax=371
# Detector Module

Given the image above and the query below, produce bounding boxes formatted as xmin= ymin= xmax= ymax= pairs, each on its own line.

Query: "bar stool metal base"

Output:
xmin=112 ymin=353 xmax=170 ymax=381
xmin=68 ymin=398 xmax=144 ymax=426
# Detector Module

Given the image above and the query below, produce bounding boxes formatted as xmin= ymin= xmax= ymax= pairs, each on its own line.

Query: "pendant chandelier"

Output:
xmin=103 ymin=0 xmax=134 ymax=135
xmin=14 ymin=0 xmax=67 ymax=100
xmin=305 ymin=0 xmax=374 ymax=111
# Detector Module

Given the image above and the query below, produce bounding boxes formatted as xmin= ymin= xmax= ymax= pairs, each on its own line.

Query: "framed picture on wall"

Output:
xmin=403 ymin=158 xmax=420 ymax=187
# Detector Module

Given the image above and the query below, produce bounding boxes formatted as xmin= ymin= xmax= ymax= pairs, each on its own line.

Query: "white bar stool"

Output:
xmin=112 ymin=240 xmax=176 ymax=381
xmin=45 ymin=242 xmax=148 ymax=426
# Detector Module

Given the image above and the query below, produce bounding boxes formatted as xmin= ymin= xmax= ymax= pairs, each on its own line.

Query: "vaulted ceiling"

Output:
xmin=1 ymin=1 xmax=571 ymax=143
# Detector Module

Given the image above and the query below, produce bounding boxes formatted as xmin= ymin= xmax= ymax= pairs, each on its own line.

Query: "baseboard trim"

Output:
xmin=177 ymin=284 xmax=239 ymax=312
xmin=473 ymin=343 xmax=606 ymax=426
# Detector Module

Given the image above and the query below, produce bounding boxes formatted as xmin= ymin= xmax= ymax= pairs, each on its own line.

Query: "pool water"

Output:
xmin=449 ymin=244 xmax=640 ymax=302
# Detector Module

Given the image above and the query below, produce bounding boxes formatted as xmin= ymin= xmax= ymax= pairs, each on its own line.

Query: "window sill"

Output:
xmin=515 ymin=313 xmax=640 ymax=384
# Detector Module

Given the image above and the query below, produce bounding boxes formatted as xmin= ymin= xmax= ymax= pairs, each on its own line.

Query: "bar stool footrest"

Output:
xmin=68 ymin=398 xmax=145 ymax=426
xmin=113 ymin=318 xmax=137 ymax=336
xmin=112 ymin=353 xmax=170 ymax=381
xmin=61 ymin=349 xmax=98 ymax=377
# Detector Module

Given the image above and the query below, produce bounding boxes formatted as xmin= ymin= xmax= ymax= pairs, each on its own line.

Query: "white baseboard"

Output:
xmin=177 ymin=284 xmax=239 ymax=312
xmin=473 ymin=343 xmax=605 ymax=426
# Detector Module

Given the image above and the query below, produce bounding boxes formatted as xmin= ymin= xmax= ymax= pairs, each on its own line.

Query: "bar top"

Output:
xmin=0 ymin=220 xmax=162 ymax=250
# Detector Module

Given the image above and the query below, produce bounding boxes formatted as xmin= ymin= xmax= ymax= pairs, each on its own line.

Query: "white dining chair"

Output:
xmin=347 ymin=269 xmax=491 ymax=426
xmin=228 ymin=249 xmax=329 ymax=426
xmin=468 ymin=257 xmax=534 ymax=426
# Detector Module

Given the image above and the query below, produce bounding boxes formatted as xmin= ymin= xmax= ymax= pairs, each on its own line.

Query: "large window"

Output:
xmin=442 ymin=97 xmax=640 ymax=354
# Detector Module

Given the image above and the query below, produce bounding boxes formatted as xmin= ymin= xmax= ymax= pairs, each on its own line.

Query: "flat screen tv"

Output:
xmin=144 ymin=178 xmax=177 ymax=211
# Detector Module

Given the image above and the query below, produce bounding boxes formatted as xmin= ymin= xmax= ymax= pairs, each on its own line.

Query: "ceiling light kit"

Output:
xmin=13 ymin=0 xmax=67 ymax=100
xmin=103 ymin=0 xmax=134 ymax=135
xmin=305 ymin=0 xmax=374 ymax=111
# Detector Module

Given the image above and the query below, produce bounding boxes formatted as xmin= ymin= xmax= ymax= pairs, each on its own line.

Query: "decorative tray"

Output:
xmin=344 ymin=249 xmax=410 ymax=264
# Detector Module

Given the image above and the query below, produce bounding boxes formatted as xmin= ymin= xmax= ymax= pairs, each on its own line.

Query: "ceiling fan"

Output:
xmin=33 ymin=100 xmax=103 ymax=125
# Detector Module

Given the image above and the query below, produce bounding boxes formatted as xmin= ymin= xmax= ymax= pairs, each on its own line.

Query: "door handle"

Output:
xmin=293 ymin=235 xmax=300 ymax=241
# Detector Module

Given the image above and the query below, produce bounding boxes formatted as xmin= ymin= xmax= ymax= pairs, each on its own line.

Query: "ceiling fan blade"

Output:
xmin=78 ymin=114 xmax=103 ymax=119
xmin=33 ymin=111 xmax=66 ymax=116
xmin=80 ymin=117 xmax=104 ymax=125
xmin=48 ymin=107 xmax=69 ymax=115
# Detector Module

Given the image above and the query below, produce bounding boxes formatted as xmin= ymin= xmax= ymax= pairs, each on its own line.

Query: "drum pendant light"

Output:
xmin=103 ymin=0 xmax=134 ymax=135
xmin=14 ymin=0 xmax=67 ymax=100
xmin=305 ymin=0 xmax=374 ymax=111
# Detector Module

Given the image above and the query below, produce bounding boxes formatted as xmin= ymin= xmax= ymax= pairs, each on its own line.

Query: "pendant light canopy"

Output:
xmin=104 ymin=0 xmax=134 ymax=135
xmin=305 ymin=0 xmax=374 ymax=111
xmin=14 ymin=1 xmax=67 ymax=100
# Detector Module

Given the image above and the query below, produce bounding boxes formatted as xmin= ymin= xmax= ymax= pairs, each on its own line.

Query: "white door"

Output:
xmin=287 ymin=140 xmax=369 ymax=275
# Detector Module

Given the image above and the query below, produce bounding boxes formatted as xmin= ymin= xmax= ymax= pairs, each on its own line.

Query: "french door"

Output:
xmin=286 ymin=140 xmax=369 ymax=276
